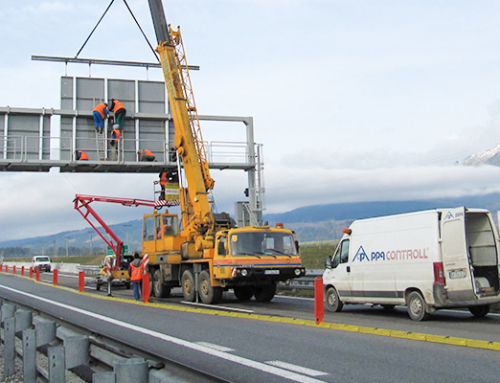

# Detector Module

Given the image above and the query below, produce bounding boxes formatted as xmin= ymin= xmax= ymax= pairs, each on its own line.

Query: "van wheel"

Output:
xmin=181 ymin=269 xmax=196 ymax=302
xmin=407 ymin=291 xmax=429 ymax=321
xmin=325 ymin=287 xmax=343 ymax=312
xmin=198 ymin=270 xmax=222 ymax=304
xmin=469 ymin=305 xmax=490 ymax=318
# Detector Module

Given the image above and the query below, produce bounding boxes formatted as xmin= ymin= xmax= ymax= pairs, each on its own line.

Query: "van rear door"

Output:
xmin=440 ymin=207 xmax=475 ymax=300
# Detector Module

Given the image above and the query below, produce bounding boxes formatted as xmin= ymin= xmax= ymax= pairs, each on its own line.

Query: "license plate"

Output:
xmin=448 ymin=269 xmax=466 ymax=279
xmin=264 ymin=270 xmax=279 ymax=275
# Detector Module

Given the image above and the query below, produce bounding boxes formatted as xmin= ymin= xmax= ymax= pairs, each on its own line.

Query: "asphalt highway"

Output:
xmin=1 ymin=270 xmax=500 ymax=382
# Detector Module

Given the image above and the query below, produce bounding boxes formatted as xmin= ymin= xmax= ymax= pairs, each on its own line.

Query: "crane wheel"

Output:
xmin=181 ymin=269 xmax=196 ymax=301
xmin=198 ymin=270 xmax=222 ymax=304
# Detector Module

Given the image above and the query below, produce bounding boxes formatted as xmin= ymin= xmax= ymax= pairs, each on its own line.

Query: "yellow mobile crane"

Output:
xmin=143 ymin=0 xmax=305 ymax=303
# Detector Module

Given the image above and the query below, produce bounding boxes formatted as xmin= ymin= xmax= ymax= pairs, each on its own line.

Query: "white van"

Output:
xmin=32 ymin=256 xmax=52 ymax=272
xmin=323 ymin=207 xmax=500 ymax=321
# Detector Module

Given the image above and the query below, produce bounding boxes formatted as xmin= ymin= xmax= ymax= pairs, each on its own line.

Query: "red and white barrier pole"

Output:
xmin=79 ymin=271 xmax=84 ymax=292
xmin=314 ymin=276 xmax=324 ymax=324
xmin=143 ymin=273 xmax=150 ymax=303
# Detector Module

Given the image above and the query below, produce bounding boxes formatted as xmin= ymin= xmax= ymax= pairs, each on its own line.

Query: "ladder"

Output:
xmin=95 ymin=130 xmax=107 ymax=161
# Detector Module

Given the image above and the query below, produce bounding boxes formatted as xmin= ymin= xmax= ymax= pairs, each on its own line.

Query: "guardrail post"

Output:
xmin=79 ymin=271 xmax=85 ymax=292
xmin=36 ymin=267 xmax=40 ymax=281
xmin=13 ymin=265 xmax=16 ymax=274
xmin=114 ymin=358 xmax=148 ymax=383
xmin=48 ymin=345 xmax=65 ymax=383
xmin=143 ymin=273 xmax=150 ymax=303
xmin=53 ymin=269 xmax=58 ymax=286
xmin=21 ymin=265 xmax=25 ymax=276
xmin=1 ymin=302 xmax=16 ymax=324
xmin=5 ymin=265 xmax=8 ymax=273
xmin=35 ymin=319 xmax=57 ymax=347
xmin=0 ymin=264 xmax=3 ymax=272
xmin=314 ymin=276 xmax=324 ymax=324
xmin=23 ymin=328 xmax=37 ymax=382
xmin=15 ymin=309 xmax=32 ymax=333
xmin=30 ymin=266 xmax=33 ymax=278
xmin=64 ymin=335 xmax=89 ymax=369
xmin=3 ymin=317 xmax=16 ymax=378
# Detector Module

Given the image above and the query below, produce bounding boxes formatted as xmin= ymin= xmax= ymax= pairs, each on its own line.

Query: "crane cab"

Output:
xmin=142 ymin=212 xmax=184 ymax=264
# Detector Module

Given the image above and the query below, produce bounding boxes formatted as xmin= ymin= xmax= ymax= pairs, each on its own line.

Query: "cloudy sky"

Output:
xmin=3 ymin=0 xmax=500 ymax=242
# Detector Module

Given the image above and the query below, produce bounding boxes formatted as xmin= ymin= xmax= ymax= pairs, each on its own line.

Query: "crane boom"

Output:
xmin=148 ymin=0 xmax=215 ymax=246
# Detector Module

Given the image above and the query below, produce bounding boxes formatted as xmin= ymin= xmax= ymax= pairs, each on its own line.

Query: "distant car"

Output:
xmin=32 ymin=256 xmax=51 ymax=272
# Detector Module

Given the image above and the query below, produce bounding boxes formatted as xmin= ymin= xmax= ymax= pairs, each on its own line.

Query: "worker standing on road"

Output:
xmin=109 ymin=124 xmax=121 ymax=161
xmin=93 ymin=102 xmax=108 ymax=134
xmin=128 ymin=252 xmax=144 ymax=301
xmin=109 ymin=99 xmax=126 ymax=131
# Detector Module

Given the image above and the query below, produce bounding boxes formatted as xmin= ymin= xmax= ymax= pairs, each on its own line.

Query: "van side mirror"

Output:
xmin=295 ymin=240 xmax=300 ymax=253
xmin=325 ymin=255 xmax=332 ymax=269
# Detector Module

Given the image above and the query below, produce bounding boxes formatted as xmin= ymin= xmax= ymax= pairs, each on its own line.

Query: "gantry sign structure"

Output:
xmin=0 ymin=60 xmax=264 ymax=226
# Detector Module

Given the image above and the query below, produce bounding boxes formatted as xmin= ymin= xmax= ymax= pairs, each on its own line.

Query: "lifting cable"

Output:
xmin=75 ymin=0 xmax=115 ymax=58
xmin=75 ymin=0 xmax=159 ymax=63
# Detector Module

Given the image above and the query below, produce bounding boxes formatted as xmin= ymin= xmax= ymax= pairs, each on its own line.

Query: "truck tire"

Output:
xmin=469 ymin=305 xmax=490 ymax=318
xmin=253 ymin=283 xmax=277 ymax=302
xmin=154 ymin=269 xmax=171 ymax=298
xmin=407 ymin=291 xmax=429 ymax=321
xmin=325 ymin=287 xmax=343 ymax=312
xmin=234 ymin=286 xmax=253 ymax=301
xmin=198 ymin=270 xmax=222 ymax=304
xmin=181 ymin=269 xmax=196 ymax=302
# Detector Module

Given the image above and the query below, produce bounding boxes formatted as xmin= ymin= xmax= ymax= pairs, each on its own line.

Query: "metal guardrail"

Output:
xmin=278 ymin=270 xmax=323 ymax=291
xmin=0 ymin=300 xmax=225 ymax=382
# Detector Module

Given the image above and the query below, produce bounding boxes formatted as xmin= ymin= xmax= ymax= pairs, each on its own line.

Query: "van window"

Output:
xmin=332 ymin=240 xmax=350 ymax=268
xmin=340 ymin=240 xmax=350 ymax=263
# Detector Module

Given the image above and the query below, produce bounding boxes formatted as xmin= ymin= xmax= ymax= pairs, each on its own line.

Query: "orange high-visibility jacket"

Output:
xmin=130 ymin=262 xmax=144 ymax=282
xmin=111 ymin=99 xmax=125 ymax=113
xmin=93 ymin=103 xmax=108 ymax=118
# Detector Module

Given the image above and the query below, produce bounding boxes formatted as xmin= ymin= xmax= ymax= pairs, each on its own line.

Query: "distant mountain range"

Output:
xmin=2 ymin=193 xmax=500 ymax=257
xmin=3 ymin=145 xmax=500 ymax=256
xmin=460 ymin=144 xmax=500 ymax=166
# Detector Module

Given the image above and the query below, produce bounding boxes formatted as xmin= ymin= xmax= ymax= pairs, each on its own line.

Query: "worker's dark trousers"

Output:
xmin=115 ymin=109 xmax=126 ymax=130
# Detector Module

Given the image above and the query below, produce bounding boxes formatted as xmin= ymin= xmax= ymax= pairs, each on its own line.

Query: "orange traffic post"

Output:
xmin=79 ymin=271 xmax=84 ymax=292
xmin=21 ymin=266 xmax=24 ymax=276
xmin=5 ymin=265 xmax=8 ymax=273
xmin=314 ymin=276 xmax=324 ymax=324
xmin=29 ymin=267 xmax=33 ymax=278
xmin=13 ymin=265 xmax=16 ymax=275
xmin=0 ymin=264 xmax=3 ymax=272
xmin=36 ymin=267 xmax=40 ymax=282
xmin=53 ymin=269 xmax=58 ymax=286
xmin=143 ymin=273 xmax=150 ymax=303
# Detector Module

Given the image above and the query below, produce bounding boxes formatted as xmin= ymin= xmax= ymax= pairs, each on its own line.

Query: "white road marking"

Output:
xmin=0 ymin=284 xmax=328 ymax=383
xmin=195 ymin=342 xmax=235 ymax=353
xmin=266 ymin=361 xmax=328 ymax=377
xmin=182 ymin=300 xmax=254 ymax=313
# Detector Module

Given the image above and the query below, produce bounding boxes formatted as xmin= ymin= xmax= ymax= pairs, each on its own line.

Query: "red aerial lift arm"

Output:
xmin=73 ymin=194 xmax=164 ymax=270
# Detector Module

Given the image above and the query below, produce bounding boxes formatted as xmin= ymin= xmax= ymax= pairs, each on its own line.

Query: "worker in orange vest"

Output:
xmin=109 ymin=99 xmax=126 ymax=131
xmin=76 ymin=150 xmax=89 ymax=161
xmin=93 ymin=103 xmax=108 ymax=134
xmin=109 ymin=125 xmax=121 ymax=161
xmin=138 ymin=149 xmax=155 ymax=162
xmin=128 ymin=252 xmax=145 ymax=301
